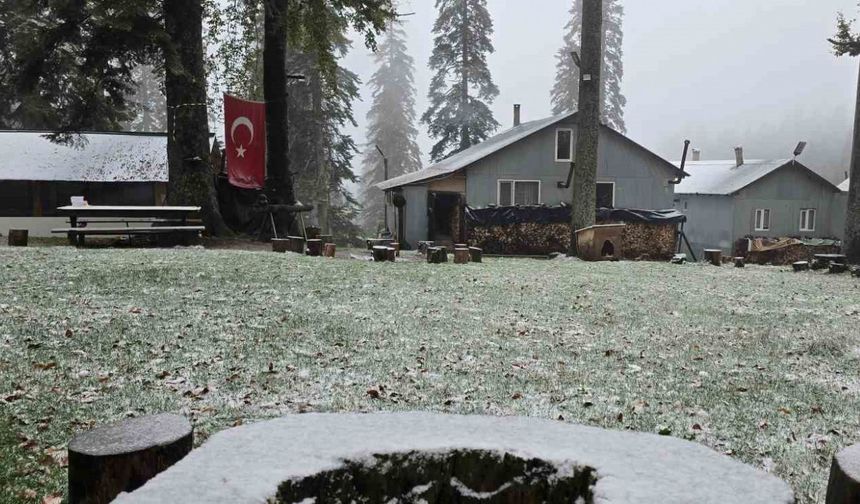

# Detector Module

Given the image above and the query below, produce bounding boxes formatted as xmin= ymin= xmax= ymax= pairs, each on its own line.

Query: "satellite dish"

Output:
xmin=793 ymin=141 xmax=807 ymax=158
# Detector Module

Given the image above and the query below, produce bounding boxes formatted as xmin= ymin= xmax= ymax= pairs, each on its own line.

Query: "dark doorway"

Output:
xmin=429 ymin=192 xmax=463 ymax=245
xmin=601 ymin=240 xmax=615 ymax=257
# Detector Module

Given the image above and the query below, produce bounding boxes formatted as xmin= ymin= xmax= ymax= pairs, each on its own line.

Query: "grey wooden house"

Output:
xmin=377 ymin=110 xmax=686 ymax=247
xmin=673 ymin=150 xmax=845 ymax=255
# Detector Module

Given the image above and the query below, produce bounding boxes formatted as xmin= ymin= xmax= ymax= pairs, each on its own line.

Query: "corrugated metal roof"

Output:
xmin=839 ymin=178 xmax=850 ymax=192
xmin=377 ymin=113 xmax=572 ymax=190
xmin=673 ymin=159 xmax=838 ymax=195
xmin=0 ymin=131 xmax=171 ymax=182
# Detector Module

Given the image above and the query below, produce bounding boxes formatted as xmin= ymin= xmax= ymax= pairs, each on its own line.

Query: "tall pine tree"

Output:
xmin=360 ymin=21 xmax=422 ymax=232
xmin=126 ymin=65 xmax=167 ymax=132
xmin=422 ymin=0 xmax=499 ymax=163
xmin=551 ymin=0 xmax=626 ymax=133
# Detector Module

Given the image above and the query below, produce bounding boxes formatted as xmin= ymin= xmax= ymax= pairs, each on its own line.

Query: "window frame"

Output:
xmin=555 ymin=128 xmax=574 ymax=162
xmin=497 ymin=179 xmax=542 ymax=206
xmin=754 ymin=208 xmax=771 ymax=232
xmin=596 ymin=181 xmax=616 ymax=208
xmin=799 ymin=208 xmax=816 ymax=232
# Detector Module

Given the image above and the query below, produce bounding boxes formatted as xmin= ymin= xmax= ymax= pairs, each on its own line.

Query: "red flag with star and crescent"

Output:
xmin=224 ymin=94 xmax=266 ymax=189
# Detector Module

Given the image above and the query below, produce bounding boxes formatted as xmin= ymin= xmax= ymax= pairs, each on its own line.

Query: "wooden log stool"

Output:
xmin=271 ymin=238 xmax=290 ymax=253
xmin=830 ymin=263 xmax=849 ymax=274
xmin=390 ymin=242 xmax=401 ymax=257
xmin=68 ymin=413 xmax=192 ymax=504
xmin=7 ymin=229 xmax=28 ymax=247
xmin=417 ymin=241 xmax=434 ymax=254
xmin=288 ymin=236 xmax=306 ymax=254
xmin=372 ymin=246 xmax=389 ymax=262
xmin=426 ymin=246 xmax=448 ymax=264
xmin=853 ymin=267 xmax=860 ymax=278
xmin=792 ymin=261 xmax=810 ymax=272
xmin=734 ymin=257 xmax=745 ymax=268
xmin=468 ymin=246 xmax=483 ymax=263
xmin=703 ymin=249 xmax=722 ymax=266
xmin=386 ymin=247 xmax=397 ymax=262
xmin=323 ymin=243 xmax=336 ymax=258
xmin=306 ymin=239 xmax=323 ymax=257
xmin=454 ymin=248 xmax=470 ymax=264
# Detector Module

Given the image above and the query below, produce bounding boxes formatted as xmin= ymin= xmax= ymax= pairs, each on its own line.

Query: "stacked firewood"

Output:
xmin=467 ymin=222 xmax=571 ymax=255
xmin=618 ymin=223 xmax=676 ymax=260
xmin=747 ymin=244 xmax=841 ymax=265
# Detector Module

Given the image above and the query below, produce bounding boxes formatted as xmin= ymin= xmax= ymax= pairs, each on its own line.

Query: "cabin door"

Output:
xmin=428 ymin=191 xmax=464 ymax=245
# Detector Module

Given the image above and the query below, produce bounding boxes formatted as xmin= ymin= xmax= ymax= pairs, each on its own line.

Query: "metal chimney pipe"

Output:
xmin=734 ymin=146 xmax=744 ymax=167
xmin=513 ymin=104 xmax=521 ymax=127
xmin=692 ymin=149 xmax=701 ymax=162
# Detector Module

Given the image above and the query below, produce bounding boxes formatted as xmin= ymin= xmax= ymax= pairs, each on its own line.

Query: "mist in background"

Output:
xmin=342 ymin=0 xmax=859 ymax=185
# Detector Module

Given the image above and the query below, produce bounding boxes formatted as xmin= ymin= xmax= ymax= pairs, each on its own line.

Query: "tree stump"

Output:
xmin=306 ymin=239 xmax=323 ymax=257
xmin=68 ymin=413 xmax=192 ymax=504
xmin=468 ymin=247 xmax=483 ymax=263
xmin=852 ymin=267 xmax=860 ymax=278
xmin=372 ymin=246 xmax=389 ymax=262
xmin=703 ymin=249 xmax=722 ymax=266
xmin=8 ymin=229 xmax=28 ymax=247
xmin=366 ymin=238 xmax=393 ymax=250
xmin=426 ymin=247 xmax=448 ymax=264
xmin=288 ymin=236 xmax=305 ymax=254
xmin=734 ymin=257 xmax=745 ymax=268
xmin=417 ymin=241 xmax=434 ymax=254
xmin=792 ymin=261 xmax=810 ymax=272
xmin=391 ymin=242 xmax=401 ymax=257
xmin=272 ymin=239 xmax=290 ymax=253
xmin=454 ymin=248 xmax=470 ymax=264
xmin=826 ymin=442 xmax=860 ymax=504
xmin=830 ymin=263 xmax=849 ymax=274
xmin=323 ymin=243 xmax=336 ymax=258
xmin=670 ymin=254 xmax=687 ymax=265
xmin=386 ymin=247 xmax=397 ymax=262
xmin=812 ymin=259 xmax=828 ymax=271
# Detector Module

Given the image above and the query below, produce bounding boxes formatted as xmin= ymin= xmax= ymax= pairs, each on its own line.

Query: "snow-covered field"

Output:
xmin=1 ymin=246 xmax=859 ymax=503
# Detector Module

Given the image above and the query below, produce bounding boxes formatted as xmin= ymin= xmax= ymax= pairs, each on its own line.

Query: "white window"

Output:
xmin=596 ymin=182 xmax=615 ymax=208
xmin=555 ymin=129 xmax=573 ymax=162
xmin=754 ymin=208 xmax=771 ymax=231
xmin=497 ymin=180 xmax=541 ymax=206
xmin=800 ymin=208 xmax=816 ymax=232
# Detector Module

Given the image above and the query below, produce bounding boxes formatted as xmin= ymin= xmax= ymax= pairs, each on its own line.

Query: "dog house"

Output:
xmin=575 ymin=224 xmax=625 ymax=261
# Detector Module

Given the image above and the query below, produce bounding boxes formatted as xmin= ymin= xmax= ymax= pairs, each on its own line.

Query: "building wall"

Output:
xmin=675 ymin=194 xmax=735 ymax=255
xmin=399 ymin=185 xmax=428 ymax=247
xmin=464 ymin=123 xmax=678 ymax=210
xmin=732 ymin=165 xmax=844 ymax=242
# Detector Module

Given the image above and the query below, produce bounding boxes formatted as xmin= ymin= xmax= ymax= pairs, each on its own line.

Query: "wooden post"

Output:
xmin=454 ymin=248 xmax=470 ymax=264
xmin=372 ymin=246 xmax=389 ymax=262
xmin=288 ymin=236 xmax=305 ymax=254
xmin=68 ymin=413 xmax=192 ymax=504
xmin=704 ymin=249 xmax=722 ymax=266
xmin=272 ymin=238 xmax=290 ymax=253
xmin=7 ymin=229 xmax=28 ymax=247
xmin=323 ymin=243 xmax=336 ymax=258
xmin=306 ymin=239 xmax=323 ymax=257
xmin=468 ymin=246 xmax=483 ymax=263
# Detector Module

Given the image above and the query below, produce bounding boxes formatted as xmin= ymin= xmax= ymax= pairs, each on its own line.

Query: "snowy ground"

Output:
xmin=1 ymin=246 xmax=859 ymax=503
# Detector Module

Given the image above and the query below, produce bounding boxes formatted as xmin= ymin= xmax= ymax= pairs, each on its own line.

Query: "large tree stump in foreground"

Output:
xmin=69 ymin=413 xmax=192 ymax=504
xmin=8 ymin=229 xmax=28 ymax=247
xmin=826 ymin=442 xmax=860 ymax=503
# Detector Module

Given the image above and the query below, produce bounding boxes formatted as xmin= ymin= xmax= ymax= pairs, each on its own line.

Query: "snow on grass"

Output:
xmin=0 ymin=246 xmax=859 ymax=503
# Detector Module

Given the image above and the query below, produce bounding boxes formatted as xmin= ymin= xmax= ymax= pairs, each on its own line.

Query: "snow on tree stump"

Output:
xmin=671 ymin=254 xmax=687 ymax=265
xmin=792 ymin=261 xmax=810 ymax=272
xmin=426 ymin=246 xmax=447 ymax=264
xmin=306 ymin=239 xmax=323 ymax=257
xmin=271 ymin=239 xmax=290 ymax=253
xmin=469 ymin=246 xmax=483 ymax=263
xmin=417 ymin=241 xmax=434 ymax=254
xmin=7 ymin=229 xmax=28 ymax=247
xmin=366 ymin=238 xmax=393 ymax=251
xmin=372 ymin=246 xmax=389 ymax=262
xmin=704 ymin=249 xmax=722 ymax=266
xmin=69 ymin=413 xmax=192 ymax=504
xmin=114 ymin=413 xmax=794 ymax=504
xmin=287 ymin=236 xmax=305 ymax=254
xmin=453 ymin=248 xmax=470 ymax=264
xmin=734 ymin=257 xmax=745 ymax=268
xmin=830 ymin=263 xmax=849 ymax=274
xmin=385 ymin=247 xmax=397 ymax=262
xmin=825 ymin=441 xmax=860 ymax=504
xmin=323 ymin=243 xmax=336 ymax=258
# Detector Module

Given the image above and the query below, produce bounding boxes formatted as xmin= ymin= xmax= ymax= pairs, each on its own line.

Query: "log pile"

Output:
xmin=616 ymin=222 xmax=676 ymax=260
xmin=747 ymin=243 xmax=841 ymax=266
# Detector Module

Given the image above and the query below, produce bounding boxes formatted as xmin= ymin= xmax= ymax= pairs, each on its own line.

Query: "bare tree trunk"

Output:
xmin=163 ymin=0 xmax=230 ymax=236
xmin=459 ymin=0 xmax=470 ymax=152
xmin=311 ymin=67 xmax=330 ymax=233
xmin=846 ymin=58 xmax=860 ymax=264
xmin=568 ymin=0 xmax=603 ymax=256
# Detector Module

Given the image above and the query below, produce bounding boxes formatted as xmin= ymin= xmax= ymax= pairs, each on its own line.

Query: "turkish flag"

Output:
xmin=224 ymin=94 xmax=266 ymax=189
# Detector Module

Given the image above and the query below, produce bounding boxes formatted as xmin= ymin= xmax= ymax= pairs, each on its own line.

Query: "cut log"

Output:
xmin=830 ymin=263 xmax=849 ymax=274
xmin=826 ymin=442 xmax=860 ymax=504
xmin=454 ymin=248 xmax=470 ymax=264
xmin=734 ymin=257 xmax=745 ymax=268
xmin=8 ymin=229 xmax=28 ymax=247
xmin=323 ymin=243 xmax=336 ymax=258
xmin=288 ymin=236 xmax=305 ymax=254
xmin=703 ymin=249 xmax=722 ymax=266
xmin=272 ymin=238 xmax=290 ymax=253
xmin=417 ymin=241 xmax=434 ymax=254
xmin=391 ymin=242 xmax=401 ymax=257
xmin=372 ymin=246 xmax=389 ymax=262
xmin=68 ymin=413 xmax=192 ymax=504
xmin=306 ymin=239 xmax=323 ymax=257
xmin=852 ymin=267 xmax=860 ymax=278
xmin=468 ymin=246 xmax=483 ymax=263
xmin=792 ymin=261 xmax=810 ymax=272
xmin=426 ymin=246 xmax=448 ymax=264
xmin=366 ymin=238 xmax=393 ymax=250
xmin=386 ymin=247 xmax=397 ymax=262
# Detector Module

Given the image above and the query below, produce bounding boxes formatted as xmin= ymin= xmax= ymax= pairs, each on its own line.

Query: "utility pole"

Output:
xmin=568 ymin=0 xmax=603 ymax=256
xmin=375 ymin=145 xmax=390 ymax=234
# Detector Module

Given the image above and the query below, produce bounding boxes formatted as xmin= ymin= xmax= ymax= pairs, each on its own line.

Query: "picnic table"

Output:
xmin=53 ymin=205 xmax=204 ymax=246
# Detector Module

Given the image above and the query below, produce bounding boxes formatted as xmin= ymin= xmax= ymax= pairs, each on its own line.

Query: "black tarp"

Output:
xmin=465 ymin=205 xmax=686 ymax=227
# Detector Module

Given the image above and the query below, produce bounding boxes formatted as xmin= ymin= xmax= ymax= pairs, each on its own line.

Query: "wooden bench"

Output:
xmin=51 ymin=226 xmax=204 ymax=246
xmin=55 ymin=205 xmax=203 ymax=246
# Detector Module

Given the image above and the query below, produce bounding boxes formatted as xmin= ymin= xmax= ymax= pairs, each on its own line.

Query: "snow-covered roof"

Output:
xmin=674 ymin=159 xmax=839 ymax=195
xmin=378 ymin=112 xmax=683 ymax=190
xmin=839 ymin=178 xmax=850 ymax=192
xmin=0 ymin=131 xmax=171 ymax=182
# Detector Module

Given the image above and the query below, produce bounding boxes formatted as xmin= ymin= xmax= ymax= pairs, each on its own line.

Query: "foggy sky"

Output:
xmin=342 ymin=0 xmax=860 ymax=184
